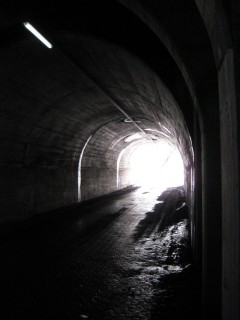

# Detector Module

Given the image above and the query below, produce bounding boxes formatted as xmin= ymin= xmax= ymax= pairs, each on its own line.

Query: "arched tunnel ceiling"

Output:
xmin=0 ymin=0 xmax=218 ymax=125
xmin=1 ymin=3 xmax=239 ymax=319
xmin=0 ymin=0 xmax=218 ymax=213
xmin=0 ymin=32 xmax=192 ymax=168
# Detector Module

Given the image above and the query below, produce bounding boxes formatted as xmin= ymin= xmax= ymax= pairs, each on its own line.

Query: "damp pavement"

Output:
xmin=0 ymin=186 xmax=202 ymax=320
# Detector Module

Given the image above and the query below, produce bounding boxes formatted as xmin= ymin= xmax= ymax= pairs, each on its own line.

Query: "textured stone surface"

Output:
xmin=0 ymin=1 xmax=239 ymax=319
xmin=0 ymin=33 xmax=193 ymax=219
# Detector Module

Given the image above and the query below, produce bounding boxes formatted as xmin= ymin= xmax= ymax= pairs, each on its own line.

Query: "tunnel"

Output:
xmin=0 ymin=28 xmax=193 ymax=215
xmin=0 ymin=1 xmax=240 ymax=319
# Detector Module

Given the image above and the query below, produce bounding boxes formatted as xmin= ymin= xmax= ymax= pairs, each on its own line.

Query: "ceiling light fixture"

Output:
xmin=122 ymin=118 xmax=141 ymax=123
xmin=23 ymin=22 xmax=53 ymax=49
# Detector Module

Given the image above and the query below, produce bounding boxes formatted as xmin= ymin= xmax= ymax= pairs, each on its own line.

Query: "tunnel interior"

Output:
xmin=1 ymin=0 xmax=237 ymax=319
xmin=0 ymin=20 xmax=194 ymax=222
xmin=0 ymin=1 xmax=197 ymax=316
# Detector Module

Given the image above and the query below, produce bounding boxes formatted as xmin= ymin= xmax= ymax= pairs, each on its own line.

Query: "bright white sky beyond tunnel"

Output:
xmin=129 ymin=141 xmax=184 ymax=189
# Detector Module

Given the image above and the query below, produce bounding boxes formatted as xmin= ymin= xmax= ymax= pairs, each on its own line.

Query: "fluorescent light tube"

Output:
xmin=23 ymin=22 xmax=53 ymax=49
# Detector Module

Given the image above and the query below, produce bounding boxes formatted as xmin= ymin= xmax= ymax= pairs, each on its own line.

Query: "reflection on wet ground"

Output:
xmin=0 ymin=186 xmax=201 ymax=319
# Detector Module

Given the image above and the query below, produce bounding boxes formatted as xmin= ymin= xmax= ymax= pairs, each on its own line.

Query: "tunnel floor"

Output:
xmin=0 ymin=187 xmax=201 ymax=320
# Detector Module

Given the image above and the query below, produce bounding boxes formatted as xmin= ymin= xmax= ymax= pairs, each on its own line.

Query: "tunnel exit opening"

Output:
xmin=123 ymin=140 xmax=184 ymax=192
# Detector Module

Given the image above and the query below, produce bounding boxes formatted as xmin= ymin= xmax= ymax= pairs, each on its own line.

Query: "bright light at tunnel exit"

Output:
xmin=129 ymin=142 xmax=184 ymax=190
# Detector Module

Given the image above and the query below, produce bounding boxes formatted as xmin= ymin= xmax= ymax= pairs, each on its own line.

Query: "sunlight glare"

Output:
xmin=129 ymin=142 xmax=184 ymax=189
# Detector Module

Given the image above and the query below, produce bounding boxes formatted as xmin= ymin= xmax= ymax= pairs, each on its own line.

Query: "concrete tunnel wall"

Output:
xmin=1 ymin=1 xmax=240 ymax=318
xmin=0 ymin=34 xmax=193 ymax=222
xmin=118 ymin=2 xmax=232 ymax=318
xmin=79 ymin=41 xmax=193 ymax=202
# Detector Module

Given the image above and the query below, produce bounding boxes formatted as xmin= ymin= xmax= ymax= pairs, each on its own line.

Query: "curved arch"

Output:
xmin=0 ymin=1 xmax=239 ymax=318
xmin=115 ymin=2 xmax=239 ymax=318
xmin=78 ymin=135 xmax=92 ymax=202
xmin=117 ymin=0 xmax=203 ymax=128
xmin=195 ymin=2 xmax=239 ymax=318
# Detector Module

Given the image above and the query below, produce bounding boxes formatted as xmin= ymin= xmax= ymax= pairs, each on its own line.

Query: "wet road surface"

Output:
xmin=0 ymin=187 xmax=201 ymax=319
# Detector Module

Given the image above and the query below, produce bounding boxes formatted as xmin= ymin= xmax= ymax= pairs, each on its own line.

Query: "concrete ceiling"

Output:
xmin=0 ymin=0 xmax=205 ymax=166
xmin=0 ymin=0 xmax=218 ymax=214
